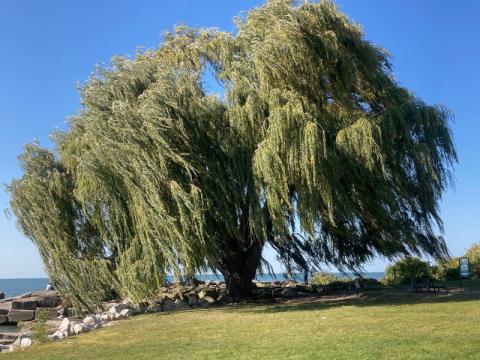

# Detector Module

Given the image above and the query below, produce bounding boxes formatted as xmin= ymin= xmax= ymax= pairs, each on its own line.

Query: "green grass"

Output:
xmin=5 ymin=289 xmax=480 ymax=359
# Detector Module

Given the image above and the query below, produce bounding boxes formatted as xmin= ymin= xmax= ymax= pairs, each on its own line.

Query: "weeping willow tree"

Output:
xmin=9 ymin=0 xmax=456 ymax=306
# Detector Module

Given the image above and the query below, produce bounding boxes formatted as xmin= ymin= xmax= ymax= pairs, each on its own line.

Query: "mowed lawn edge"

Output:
xmin=4 ymin=290 xmax=480 ymax=360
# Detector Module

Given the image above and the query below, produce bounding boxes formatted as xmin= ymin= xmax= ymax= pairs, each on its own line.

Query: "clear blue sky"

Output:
xmin=1 ymin=0 xmax=479 ymax=278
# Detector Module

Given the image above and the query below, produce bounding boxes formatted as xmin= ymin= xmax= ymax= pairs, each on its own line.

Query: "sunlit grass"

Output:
xmin=5 ymin=289 xmax=480 ymax=359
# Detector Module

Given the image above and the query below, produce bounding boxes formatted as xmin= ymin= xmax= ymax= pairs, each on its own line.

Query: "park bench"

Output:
xmin=412 ymin=279 xmax=445 ymax=293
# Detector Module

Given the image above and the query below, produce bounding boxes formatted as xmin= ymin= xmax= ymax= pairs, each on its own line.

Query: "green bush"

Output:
xmin=310 ymin=272 xmax=338 ymax=286
xmin=383 ymin=257 xmax=430 ymax=285
xmin=431 ymin=258 xmax=460 ymax=281
xmin=31 ymin=309 xmax=49 ymax=344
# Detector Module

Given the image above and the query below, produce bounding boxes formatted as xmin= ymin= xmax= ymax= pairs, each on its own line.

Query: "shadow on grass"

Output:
xmin=223 ymin=288 xmax=480 ymax=315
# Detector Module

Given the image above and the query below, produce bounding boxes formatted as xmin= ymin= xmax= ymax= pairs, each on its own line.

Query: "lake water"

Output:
xmin=0 ymin=272 xmax=384 ymax=298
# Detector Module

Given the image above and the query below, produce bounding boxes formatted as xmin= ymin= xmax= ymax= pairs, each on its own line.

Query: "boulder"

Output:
xmin=198 ymin=296 xmax=215 ymax=308
xmin=108 ymin=303 xmax=131 ymax=315
xmin=17 ymin=293 xmax=32 ymax=299
xmin=82 ymin=315 xmax=101 ymax=331
xmin=100 ymin=313 xmax=110 ymax=322
xmin=272 ymin=287 xmax=284 ymax=297
xmin=119 ymin=308 xmax=133 ymax=318
xmin=0 ymin=292 xmax=4 ymax=300
xmin=0 ymin=302 xmax=10 ymax=315
xmin=0 ymin=315 xmax=8 ymax=325
xmin=35 ymin=307 xmax=60 ymax=320
xmin=198 ymin=287 xmax=217 ymax=299
xmin=58 ymin=317 xmax=73 ymax=335
xmin=7 ymin=309 xmax=35 ymax=322
xmin=11 ymin=298 xmax=37 ymax=310
xmin=49 ymin=330 xmax=68 ymax=341
xmin=135 ymin=302 xmax=148 ymax=314
xmin=12 ymin=334 xmax=32 ymax=348
xmin=0 ymin=345 xmax=12 ymax=354
xmin=187 ymin=293 xmax=198 ymax=306
xmin=254 ymin=282 xmax=270 ymax=288
xmin=284 ymin=280 xmax=298 ymax=288
xmin=281 ymin=287 xmax=296 ymax=297
xmin=36 ymin=295 xmax=61 ymax=308
xmin=161 ymin=299 xmax=176 ymax=312
xmin=72 ymin=323 xmax=84 ymax=335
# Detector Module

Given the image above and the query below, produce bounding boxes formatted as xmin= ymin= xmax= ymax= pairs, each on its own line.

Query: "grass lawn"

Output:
xmin=5 ymin=288 xmax=480 ymax=359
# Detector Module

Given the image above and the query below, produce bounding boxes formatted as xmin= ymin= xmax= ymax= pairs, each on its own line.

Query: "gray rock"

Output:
xmin=108 ymin=303 xmax=131 ymax=315
xmin=35 ymin=307 xmax=60 ymax=320
xmin=11 ymin=298 xmax=37 ymax=310
xmin=0 ymin=292 xmax=4 ymax=300
xmin=281 ymin=287 xmax=296 ymax=297
xmin=0 ymin=345 xmax=12 ymax=353
xmin=0 ymin=333 xmax=20 ymax=341
xmin=135 ymin=302 xmax=148 ymax=314
xmin=198 ymin=296 xmax=215 ymax=308
xmin=0 ymin=315 xmax=8 ymax=325
xmin=30 ymin=291 xmax=61 ymax=308
xmin=17 ymin=293 xmax=32 ymax=299
xmin=0 ymin=302 xmax=9 ymax=315
xmin=187 ymin=294 xmax=198 ymax=306
xmin=7 ymin=309 xmax=35 ymax=322
xmin=82 ymin=315 xmax=100 ymax=331
xmin=198 ymin=287 xmax=217 ymax=299
xmin=0 ymin=339 xmax=15 ymax=346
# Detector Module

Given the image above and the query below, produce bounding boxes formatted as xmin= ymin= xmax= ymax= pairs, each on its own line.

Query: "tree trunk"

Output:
xmin=219 ymin=240 xmax=263 ymax=300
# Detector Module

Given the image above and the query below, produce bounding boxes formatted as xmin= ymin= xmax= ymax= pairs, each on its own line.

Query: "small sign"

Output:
xmin=459 ymin=257 xmax=470 ymax=277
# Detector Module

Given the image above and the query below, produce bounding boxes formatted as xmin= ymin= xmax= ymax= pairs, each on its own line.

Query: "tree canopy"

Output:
xmin=9 ymin=0 xmax=456 ymax=307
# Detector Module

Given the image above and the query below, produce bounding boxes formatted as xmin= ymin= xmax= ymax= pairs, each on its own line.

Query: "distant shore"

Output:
xmin=0 ymin=272 xmax=384 ymax=299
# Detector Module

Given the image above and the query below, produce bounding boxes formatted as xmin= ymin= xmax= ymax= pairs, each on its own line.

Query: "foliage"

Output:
xmin=431 ymin=257 xmax=460 ymax=281
xmin=466 ymin=243 xmax=480 ymax=266
xmin=31 ymin=309 xmax=49 ymax=344
xmin=310 ymin=272 xmax=338 ymax=285
xmin=8 ymin=0 xmax=456 ymax=306
xmin=383 ymin=257 xmax=431 ymax=285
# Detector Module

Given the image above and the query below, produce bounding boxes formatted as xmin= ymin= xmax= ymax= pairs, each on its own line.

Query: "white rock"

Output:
xmin=108 ymin=303 xmax=131 ymax=315
xmin=82 ymin=315 xmax=99 ymax=330
xmin=58 ymin=317 xmax=72 ymax=335
xmin=13 ymin=334 xmax=32 ymax=348
xmin=72 ymin=323 xmax=84 ymax=335
xmin=100 ymin=313 xmax=112 ymax=322
xmin=120 ymin=308 xmax=133 ymax=318
xmin=52 ymin=330 xmax=68 ymax=340
xmin=48 ymin=333 xmax=59 ymax=341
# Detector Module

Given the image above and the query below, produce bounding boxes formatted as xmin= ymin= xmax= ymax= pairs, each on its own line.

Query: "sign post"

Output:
xmin=459 ymin=257 xmax=470 ymax=292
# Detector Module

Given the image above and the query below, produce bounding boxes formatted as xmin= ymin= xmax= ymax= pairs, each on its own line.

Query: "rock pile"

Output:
xmin=0 ymin=290 xmax=62 ymax=326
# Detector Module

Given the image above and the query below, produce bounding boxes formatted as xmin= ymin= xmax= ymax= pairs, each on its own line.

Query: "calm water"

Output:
xmin=0 ymin=278 xmax=50 ymax=298
xmin=0 ymin=272 xmax=383 ymax=299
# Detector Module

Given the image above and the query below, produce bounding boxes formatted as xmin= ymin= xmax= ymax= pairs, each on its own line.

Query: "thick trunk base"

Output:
xmin=219 ymin=241 xmax=263 ymax=301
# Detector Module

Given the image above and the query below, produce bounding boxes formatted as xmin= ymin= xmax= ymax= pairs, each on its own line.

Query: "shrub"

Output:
xmin=310 ymin=272 xmax=338 ymax=286
xmin=466 ymin=243 xmax=480 ymax=265
xmin=383 ymin=257 xmax=430 ymax=285
xmin=431 ymin=257 xmax=460 ymax=281
xmin=31 ymin=309 xmax=49 ymax=344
